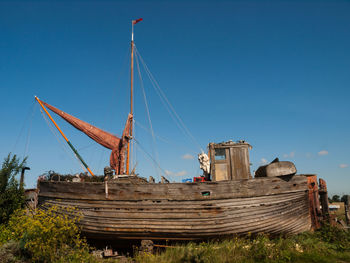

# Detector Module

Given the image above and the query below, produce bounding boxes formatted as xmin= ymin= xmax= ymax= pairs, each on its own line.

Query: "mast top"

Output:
xmin=131 ymin=18 xmax=143 ymax=41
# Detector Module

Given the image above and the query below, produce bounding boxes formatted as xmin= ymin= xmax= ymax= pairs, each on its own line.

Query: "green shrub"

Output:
xmin=0 ymin=154 xmax=27 ymax=224
xmin=314 ymin=223 xmax=350 ymax=251
xmin=0 ymin=240 xmax=27 ymax=263
xmin=0 ymin=206 xmax=97 ymax=262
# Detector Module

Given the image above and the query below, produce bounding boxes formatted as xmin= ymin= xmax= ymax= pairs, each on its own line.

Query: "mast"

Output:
xmin=35 ymin=96 xmax=95 ymax=176
xmin=126 ymin=18 xmax=142 ymax=175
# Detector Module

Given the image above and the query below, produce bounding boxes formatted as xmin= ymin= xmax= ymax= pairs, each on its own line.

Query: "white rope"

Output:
xmin=135 ymin=50 xmax=162 ymax=179
xmin=134 ymin=46 xmax=204 ymax=153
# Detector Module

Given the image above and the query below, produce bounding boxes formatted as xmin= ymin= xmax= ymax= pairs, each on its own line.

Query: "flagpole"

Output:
xmin=126 ymin=18 xmax=142 ymax=175
xmin=126 ymin=22 xmax=134 ymax=175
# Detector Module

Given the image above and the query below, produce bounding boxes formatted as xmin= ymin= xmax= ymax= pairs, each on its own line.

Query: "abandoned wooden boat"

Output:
xmin=37 ymin=140 xmax=325 ymax=240
xmin=35 ymin=19 xmax=328 ymax=241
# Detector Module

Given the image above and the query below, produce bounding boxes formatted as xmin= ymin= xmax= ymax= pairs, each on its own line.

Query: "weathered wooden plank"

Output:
xmin=62 ymin=200 xmax=307 ymax=229
xmin=40 ymin=191 xmax=306 ymax=211
xmin=41 ymin=193 xmax=309 ymax=232
xmin=38 ymin=175 xmax=308 ymax=201
xmin=37 ymin=175 xmax=311 ymax=240
xmin=80 ymin=213 xmax=309 ymax=240
xmin=40 ymin=192 xmax=307 ymax=221
xmin=79 ymin=211 xmax=309 ymax=237
xmin=76 ymin=205 xmax=309 ymax=233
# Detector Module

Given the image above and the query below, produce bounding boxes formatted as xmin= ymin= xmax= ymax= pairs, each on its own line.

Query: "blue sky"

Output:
xmin=1 ymin=0 xmax=349 ymax=195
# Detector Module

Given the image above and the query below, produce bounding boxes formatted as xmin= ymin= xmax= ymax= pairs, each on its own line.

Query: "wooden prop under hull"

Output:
xmin=37 ymin=175 xmax=311 ymax=240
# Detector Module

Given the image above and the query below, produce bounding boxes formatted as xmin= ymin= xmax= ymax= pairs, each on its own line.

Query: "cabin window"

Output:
xmin=214 ymin=148 xmax=226 ymax=160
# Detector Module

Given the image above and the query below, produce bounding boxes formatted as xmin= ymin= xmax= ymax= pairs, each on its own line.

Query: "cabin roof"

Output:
xmin=209 ymin=140 xmax=252 ymax=149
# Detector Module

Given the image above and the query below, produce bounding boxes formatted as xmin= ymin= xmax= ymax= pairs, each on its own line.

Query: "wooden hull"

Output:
xmin=37 ymin=175 xmax=311 ymax=240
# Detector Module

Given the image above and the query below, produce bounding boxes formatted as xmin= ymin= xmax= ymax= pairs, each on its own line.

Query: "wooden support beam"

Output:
xmin=319 ymin=178 xmax=329 ymax=222
xmin=345 ymin=195 xmax=350 ymax=226
xmin=307 ymin=175 xmax=320 ymax=230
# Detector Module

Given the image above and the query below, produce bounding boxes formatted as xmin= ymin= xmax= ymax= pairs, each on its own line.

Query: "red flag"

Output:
xmin=132 ymin=18 xmax=143 ymax=25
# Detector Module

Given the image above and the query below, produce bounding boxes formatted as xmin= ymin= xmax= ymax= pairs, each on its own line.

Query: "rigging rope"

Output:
xmin=132 ymin=118 xmax=137 ymax=173
xmin=134 ymin=120 xmax=170 ymax=144
xmin=134 ymin=46 xmax=204 ymax=153
xmin=135 ymin=120 xmax=198 ymax=153
xmin=97 ymin=147 xmax=105 ymax=173
xmin=77 ymin=143 xmax=96 ymax=151
xmin=104 ymin=46 xmax=131 ymax=132
xmin=23 ymin=102 xmax=36 ymax=158
xmin=39 ymin=108 xmax=87 ymax=173
xmin=135 ymin=50 xmax=162 ymax=179
xmin=133 ymin=138 xmax=170 ymax=181
xmin=12 ymin=101 xmax=36 ymax=157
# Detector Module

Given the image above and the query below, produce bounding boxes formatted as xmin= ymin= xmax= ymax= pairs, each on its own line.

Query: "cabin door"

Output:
xmin=229 ymin=147 xmax=250 ymax=180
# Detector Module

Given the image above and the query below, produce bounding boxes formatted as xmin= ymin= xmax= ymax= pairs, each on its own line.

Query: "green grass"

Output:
xmin=135 ymin=226 xmax=350 ymax=263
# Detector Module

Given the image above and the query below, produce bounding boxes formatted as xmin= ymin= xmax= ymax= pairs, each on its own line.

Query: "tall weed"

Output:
xmin=136 ymin=227 xmax=350 ymax=263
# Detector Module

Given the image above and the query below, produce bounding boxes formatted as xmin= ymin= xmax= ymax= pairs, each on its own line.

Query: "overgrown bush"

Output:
xmin=0 ymin=240 xmax=26 ymax=263
xmin=0 ymin=206 xmax=96 ymax=262
xmin=0 ymin=153 xmax=27 ymax=224
xmin=314 ymin=223 xmax=350 ymax=251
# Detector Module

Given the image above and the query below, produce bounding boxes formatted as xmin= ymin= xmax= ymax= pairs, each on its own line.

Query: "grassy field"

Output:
xmin=134 ymin=227 xmax=350 ymax=263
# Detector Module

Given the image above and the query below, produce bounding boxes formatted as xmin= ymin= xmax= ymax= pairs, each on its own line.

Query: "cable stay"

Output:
xmin=35 ymin=97 xmax=94 ymax=176
xmin=134 ymin=45 xmax=204 ymax=153
xmin=134 ymin=120 xmax=198 ymax=154
xmin=12 ymin=101 xmax=36 ymax=159
xmin=134 ymin=50 xmax=162 ymax=180
xmin=133 ymin=138 xmax=172 ymax=181
xmin=132 ymin=118 xmax=137 ymax=175
xmin=77 ymin=143 xmax=98 ymax=152
xmin=23 ymin=102 xmax=36 ymax=158
xmin=39 ymin=106 xmax=88 ymax=173
xmin=134 ymin=120 xmax=171 ymax=144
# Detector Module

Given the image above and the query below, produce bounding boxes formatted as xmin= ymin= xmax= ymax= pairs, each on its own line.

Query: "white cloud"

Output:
xmin=318 ymin=150 xmax=329 ymax=156
xmin=283 ymin=152 xmax=295 ymax=158
xmin=182 ymin=154 xmax=194 ymax=160
xmin=175 ymin=170 xmax=187 ymax=176
xmin=164 ymin=170 xmax=188 ymax=177
xmin=260 ymin=158 xmax=268 ymax=165
xmin=339 ymin=164 xmax=348 ymax=169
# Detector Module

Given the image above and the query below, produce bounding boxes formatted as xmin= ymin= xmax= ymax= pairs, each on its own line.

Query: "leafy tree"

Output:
xmin=332 ymin=194 xmax=340 ymax=203
xmin=341 ymin=195 xmax=349 ymax=203
xmin=0 ymin=153 xmax=27 ymax=225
